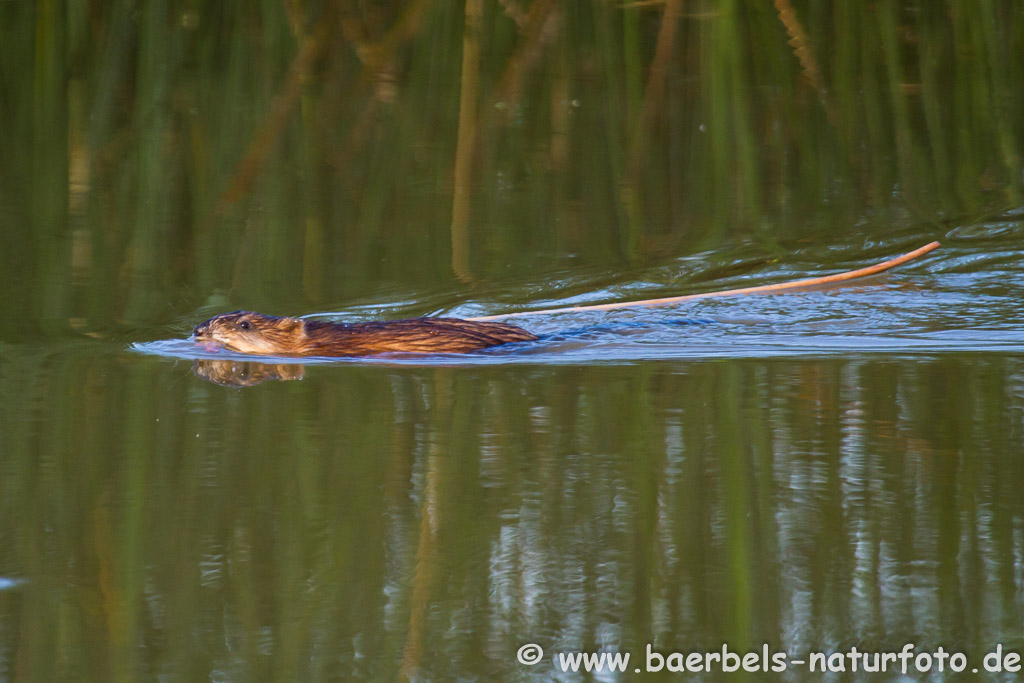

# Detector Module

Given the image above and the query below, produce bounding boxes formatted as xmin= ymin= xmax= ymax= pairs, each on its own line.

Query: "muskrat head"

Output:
xmin=191 ymin=311 xmax=307 ymax=356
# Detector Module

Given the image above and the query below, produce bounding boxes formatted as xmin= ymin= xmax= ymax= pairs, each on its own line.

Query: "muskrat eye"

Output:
xmin=239 ymin=320 xmax=250 ymax=330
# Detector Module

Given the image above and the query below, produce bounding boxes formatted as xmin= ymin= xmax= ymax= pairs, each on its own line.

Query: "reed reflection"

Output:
xmin=2 ymin=354 xmax=1024 ymax=679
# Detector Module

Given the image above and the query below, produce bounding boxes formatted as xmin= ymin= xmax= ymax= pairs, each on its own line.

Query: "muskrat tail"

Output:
xmin=467 ymin=241 xmax=941 ymax=321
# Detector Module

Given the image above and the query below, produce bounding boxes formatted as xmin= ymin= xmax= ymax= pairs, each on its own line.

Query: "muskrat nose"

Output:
xmin=191 ymin=322 xmax=209 ymax=340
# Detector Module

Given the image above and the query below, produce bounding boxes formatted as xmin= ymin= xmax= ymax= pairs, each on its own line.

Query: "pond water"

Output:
xmin=3 ymin=2 xmax=1024 ymax=681
xmin=138 ymin=237 xmax=1024 ymax=367
xmin=3 ymin=231 xmax=1024 ymax=681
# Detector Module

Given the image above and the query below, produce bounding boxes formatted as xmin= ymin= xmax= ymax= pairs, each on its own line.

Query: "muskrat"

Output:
xmin=181 ymin=244 xmax=941 ymax=360
xmin=191 ymin=311 xmax=539 ymax=357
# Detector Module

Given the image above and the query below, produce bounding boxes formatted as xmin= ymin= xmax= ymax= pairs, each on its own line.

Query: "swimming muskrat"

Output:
xmin=191 ymin=311 xmax=538 ymax=357
xmin=184 ymin=244 xmax=941 ymax=360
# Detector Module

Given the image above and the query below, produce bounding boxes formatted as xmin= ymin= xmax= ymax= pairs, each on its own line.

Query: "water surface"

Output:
xmin=2 ymin=1 xmax=1024 ymax=680
xmin=1 ymin=235 xmax=1021 ymax=681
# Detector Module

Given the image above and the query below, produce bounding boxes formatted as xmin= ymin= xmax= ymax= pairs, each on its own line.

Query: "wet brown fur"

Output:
xmin=192 ymin=311 xmax=539 ymax=357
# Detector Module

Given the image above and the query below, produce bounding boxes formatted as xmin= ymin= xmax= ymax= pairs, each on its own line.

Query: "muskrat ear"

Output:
xmin=280 ymin=317 xmax=308 ymax=335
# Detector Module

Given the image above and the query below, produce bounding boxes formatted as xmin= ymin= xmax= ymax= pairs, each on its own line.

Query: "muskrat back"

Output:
xmin=192 ymin=311 xmax=538 ymax=357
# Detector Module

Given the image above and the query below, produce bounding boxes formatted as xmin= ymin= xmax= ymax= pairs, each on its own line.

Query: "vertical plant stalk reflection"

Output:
xmin=399 ymin=462 xmax=439 ymax=681
xmin=400 ymin=375 xmax=454 ymax=681
xmin=450 ymin=0 xmax=483 ymax=282
xmin=214 ymin=19 xmax=329 ymax=215
xmin=626 ymin=0 xmax=680 ymax=187
xmin=773 ymin=0 xmax=837 ymax=126
xmin=32 ymin=0 xmax=70 ymax=331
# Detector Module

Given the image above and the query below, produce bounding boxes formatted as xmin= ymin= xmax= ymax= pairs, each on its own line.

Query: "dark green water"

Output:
xmin=3 ymin=2 xmax=1024 ymax=681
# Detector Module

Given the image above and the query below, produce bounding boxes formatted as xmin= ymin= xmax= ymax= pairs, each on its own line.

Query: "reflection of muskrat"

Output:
xmin=192 ymin=311 xmax=538 ymax=357
xmin=192 ymin=358 xmax=306 ymax=386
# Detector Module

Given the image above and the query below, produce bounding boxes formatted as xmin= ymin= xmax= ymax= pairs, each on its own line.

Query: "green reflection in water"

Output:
xmin=1 ymin=1 xmax=1024 ymax=680
xmin=0 ymin=1 xmax=1022 ymax=334
xmin=1 ymin=352 xmax=1023 ymax=679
